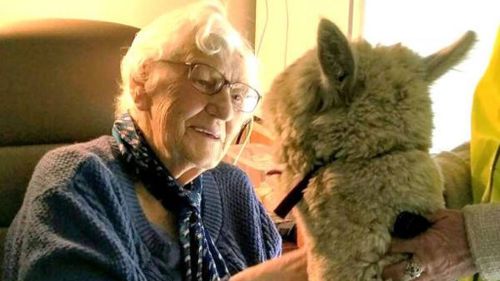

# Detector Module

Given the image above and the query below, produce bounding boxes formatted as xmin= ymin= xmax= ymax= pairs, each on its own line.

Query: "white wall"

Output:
xmin=0 ymin=0 xmax=196 ymax=28
xmin=363 ymin=0 xmax=500 ymax=153
xmin=0 ymin=0 xmax=254 ymax=35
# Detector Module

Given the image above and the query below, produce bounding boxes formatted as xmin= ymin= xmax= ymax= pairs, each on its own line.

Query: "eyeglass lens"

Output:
xmin=189 ymin=64 xmax=259 ymax=112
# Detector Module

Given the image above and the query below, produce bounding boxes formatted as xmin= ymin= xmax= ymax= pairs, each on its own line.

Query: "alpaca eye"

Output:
xmin=396 ymin=89 xmax=409 ymax=101
xmin=337 ymin=70 xmax=348 ymax=82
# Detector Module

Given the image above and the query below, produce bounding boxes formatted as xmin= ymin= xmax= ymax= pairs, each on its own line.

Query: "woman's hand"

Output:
xmin=383 ymin=209 xmax=477 ymax=281
xmin=231 ymin=248 xmax=307 ymax=281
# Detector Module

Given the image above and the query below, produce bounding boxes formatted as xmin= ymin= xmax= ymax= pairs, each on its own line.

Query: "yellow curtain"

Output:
xmin=466 ymin=26 xmax=500 ymax=281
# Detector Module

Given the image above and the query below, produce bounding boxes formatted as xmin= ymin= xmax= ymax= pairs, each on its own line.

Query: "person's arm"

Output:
xmin=4 ymin=184 xmax=129 ymax=281
xmin=231 ymin=248 xmax=307 ymax=281
xmin=3 ymin=151 xmax=143 ymax=281
xmin=463 ymin=203 xmax=500 ymax=281
xmin=382 ymin=209 xmax=477 ymax=281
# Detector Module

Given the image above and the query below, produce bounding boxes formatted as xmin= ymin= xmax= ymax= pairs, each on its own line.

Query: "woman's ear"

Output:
xmin=130 ymin=63 xmax=153 ymax=111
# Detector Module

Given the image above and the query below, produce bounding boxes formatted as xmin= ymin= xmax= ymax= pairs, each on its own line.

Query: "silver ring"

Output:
xmin=402 ymin=258 xmax=423 ymax=281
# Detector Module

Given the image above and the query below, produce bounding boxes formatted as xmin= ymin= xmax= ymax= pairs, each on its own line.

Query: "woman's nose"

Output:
xmin=205 ymin=86 xmax=234 ymax=121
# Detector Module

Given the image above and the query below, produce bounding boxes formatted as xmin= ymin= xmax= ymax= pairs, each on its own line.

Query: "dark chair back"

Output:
xmin=0 ymin=19 xmax=139 ymax=277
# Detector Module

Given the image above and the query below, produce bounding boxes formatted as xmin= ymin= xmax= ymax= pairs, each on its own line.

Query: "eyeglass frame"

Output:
xmin=158 ymin=60 xmax=261 ymax=113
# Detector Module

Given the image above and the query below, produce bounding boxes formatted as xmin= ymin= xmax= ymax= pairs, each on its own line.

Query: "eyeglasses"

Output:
xmin=160 ymin=60 xmax=261 ymax=113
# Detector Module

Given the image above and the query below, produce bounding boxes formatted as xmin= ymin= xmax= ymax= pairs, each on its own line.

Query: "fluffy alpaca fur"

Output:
xmin=262 ymin=19 xmax=475 ymax=281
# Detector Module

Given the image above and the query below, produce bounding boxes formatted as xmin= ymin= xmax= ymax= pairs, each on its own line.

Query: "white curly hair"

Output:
xmin=116 ymin=0 xmax=259 ymax=116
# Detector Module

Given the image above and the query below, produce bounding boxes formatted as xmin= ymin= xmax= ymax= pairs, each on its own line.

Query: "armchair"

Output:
xmin=0 ymin=18 xmax=138 ymax=277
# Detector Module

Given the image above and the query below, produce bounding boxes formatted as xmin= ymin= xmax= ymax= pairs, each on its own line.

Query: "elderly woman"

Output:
xmin=3 ymin=2 xmax=306 ymax=281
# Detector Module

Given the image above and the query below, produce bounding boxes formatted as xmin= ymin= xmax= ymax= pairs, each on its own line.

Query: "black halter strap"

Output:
xmin=274 ymin=164 xmax=323 ymax=218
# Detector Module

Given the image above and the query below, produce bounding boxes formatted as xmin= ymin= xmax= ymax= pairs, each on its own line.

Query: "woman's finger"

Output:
xmin=382 ymin=261 xmax=406 ymax=281
xmin=388 ymin=238 xmax=418 ymax=254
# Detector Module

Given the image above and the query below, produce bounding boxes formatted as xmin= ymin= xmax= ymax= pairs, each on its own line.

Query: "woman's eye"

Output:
xmin=231 ymin=92 xmax=245 ymax=105
xmin=195 ymin=78 xmax=217 ymax=90
xmin=232 ymin=94 xmax=243 ymax=101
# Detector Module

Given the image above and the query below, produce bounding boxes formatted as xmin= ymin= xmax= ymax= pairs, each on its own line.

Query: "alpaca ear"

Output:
xmin=424 ymin=31 xmax=476 ymax=82
xmin=317 ymin=18 xmax=356 ymax=102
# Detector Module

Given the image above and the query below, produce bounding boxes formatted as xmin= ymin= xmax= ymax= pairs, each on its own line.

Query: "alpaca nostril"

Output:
xmin=392 ymin=211 xmax=432 ymax=239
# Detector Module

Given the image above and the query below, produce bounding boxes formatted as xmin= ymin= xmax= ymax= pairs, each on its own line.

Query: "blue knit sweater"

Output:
xmin=3 ymin=136 xmax=281 ymax=281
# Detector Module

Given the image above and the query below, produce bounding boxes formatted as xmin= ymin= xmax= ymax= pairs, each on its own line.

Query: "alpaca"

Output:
xmin=262 ymin=19 xmax=475 ymax=281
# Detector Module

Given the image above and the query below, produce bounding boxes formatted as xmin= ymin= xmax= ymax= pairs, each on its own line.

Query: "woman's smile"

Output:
xmin=190 ymin=126 xmax=221 ymax=140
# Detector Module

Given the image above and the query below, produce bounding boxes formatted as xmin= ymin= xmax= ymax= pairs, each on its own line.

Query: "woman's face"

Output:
xmin=144 ymin=50 xmax=253 ymax=174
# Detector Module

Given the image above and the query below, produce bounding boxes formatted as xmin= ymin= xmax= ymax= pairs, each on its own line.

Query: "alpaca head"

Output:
xmin=263 ymin=19 xmax=475 ymax=173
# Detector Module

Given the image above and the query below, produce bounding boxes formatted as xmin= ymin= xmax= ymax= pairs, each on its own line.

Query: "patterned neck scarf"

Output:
xmin=112 ymin=113 xmax=230 ymax=281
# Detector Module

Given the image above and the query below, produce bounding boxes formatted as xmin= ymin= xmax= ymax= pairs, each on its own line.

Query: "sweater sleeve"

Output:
xmin=224 ymin=163 xmax=282 ymax=261
xmin=208 ymin=163 xmax=282 ymax=273
xmin=463 ymin=203 xmax=500 ymax=281
xmin=256 ymin=197 xmax=282 ymax=259
xmin=3 ymin=149 xmax=144 ymax=281
xmin=433 ymin=142 xmax=473 ymax=209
